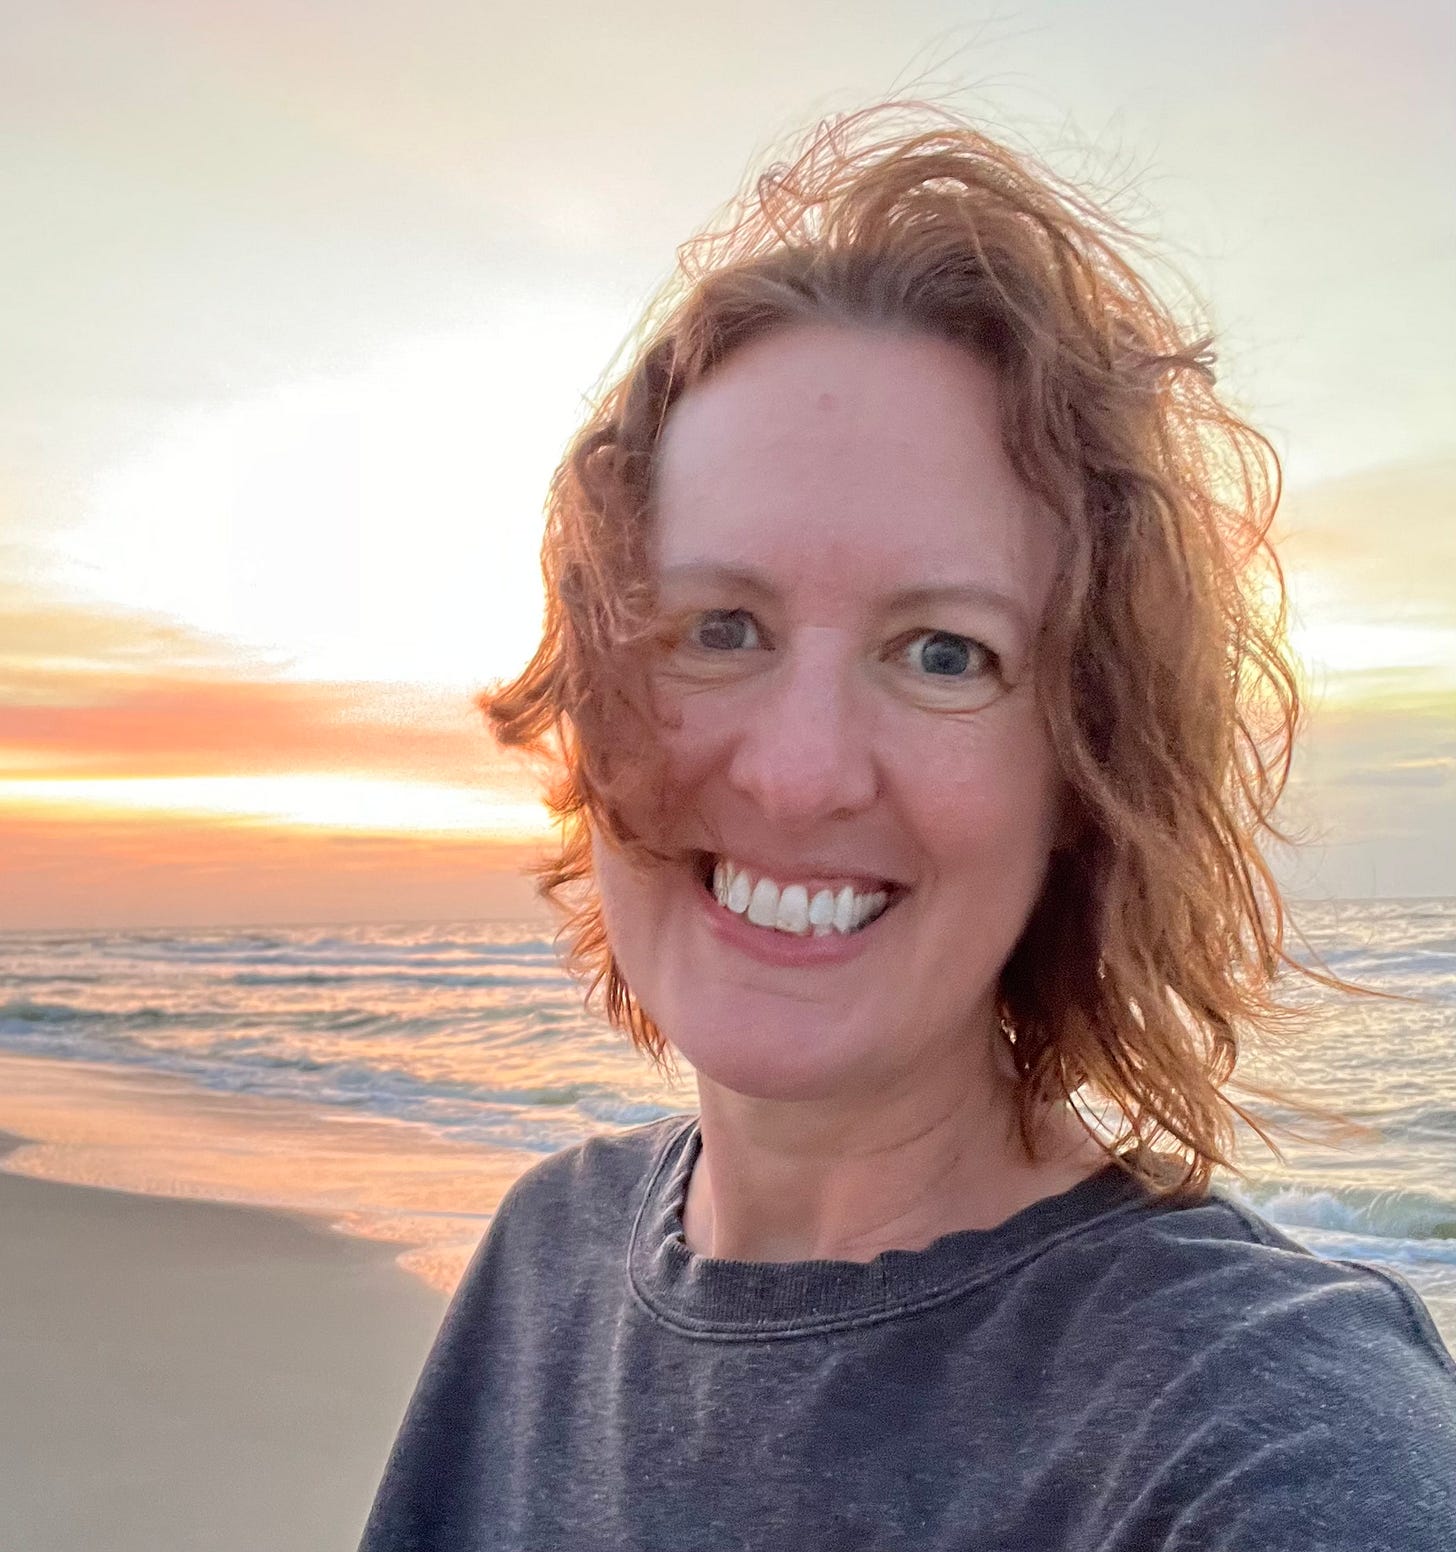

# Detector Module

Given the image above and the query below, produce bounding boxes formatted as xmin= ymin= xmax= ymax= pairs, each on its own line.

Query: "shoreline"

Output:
xmin=0 ymin=1132 xmax=449 ymax=1552
xmin=0 ymin=1058 xmax=519 ymax=1546
xmin=0 ymin=1050 xmax=531 ymax=1294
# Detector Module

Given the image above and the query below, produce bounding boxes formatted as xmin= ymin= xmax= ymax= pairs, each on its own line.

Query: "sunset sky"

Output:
xmin=3 ymin=0 xmax=1452 ymax=928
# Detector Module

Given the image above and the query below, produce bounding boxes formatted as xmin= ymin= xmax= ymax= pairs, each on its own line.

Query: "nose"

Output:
xmin=723 ymin=627 xmax=880 ymax=826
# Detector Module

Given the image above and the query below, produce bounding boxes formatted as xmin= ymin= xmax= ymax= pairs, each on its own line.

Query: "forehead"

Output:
xmin=652 ymin=323 xmax=1056 ymax=611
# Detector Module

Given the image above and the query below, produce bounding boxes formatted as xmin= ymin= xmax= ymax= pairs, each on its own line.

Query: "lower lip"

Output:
xmin=693 ymin=876 xmax=899 ymax=968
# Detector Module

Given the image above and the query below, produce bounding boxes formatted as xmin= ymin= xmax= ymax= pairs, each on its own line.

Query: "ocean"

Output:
xmin=1 ymin=898 xmax=1453 ymax=1344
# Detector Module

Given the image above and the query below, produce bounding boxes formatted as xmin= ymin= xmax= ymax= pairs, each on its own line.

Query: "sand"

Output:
xmin=0 ymin=1130 xmax=451 ymax=1552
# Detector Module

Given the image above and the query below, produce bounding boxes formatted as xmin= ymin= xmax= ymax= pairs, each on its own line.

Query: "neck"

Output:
xmin=681 ymin=1048 xmax=1106 ymax=1264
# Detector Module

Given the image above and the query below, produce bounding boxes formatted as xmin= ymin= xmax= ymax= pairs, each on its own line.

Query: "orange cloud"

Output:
xmin=0 ymin=585 xmax=558 ymax=927
xmin=0 ymin=584 xmax=536 ymax=791
xmin=0 ymin=672 xmax=502 ymax=783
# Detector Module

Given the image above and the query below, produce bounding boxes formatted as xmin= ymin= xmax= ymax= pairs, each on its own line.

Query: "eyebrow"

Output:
xmin=657 ymin=562 xmax=1033 ymax=635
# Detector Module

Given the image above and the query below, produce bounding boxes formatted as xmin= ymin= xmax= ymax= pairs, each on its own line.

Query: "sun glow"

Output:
xmin=1289 ymin=619 xmax=1456 ymax=687
xmin=55 ymin=295 xmax=630 ymax=689
xmin=1285 ymin=562 xmax=1456 ymax=701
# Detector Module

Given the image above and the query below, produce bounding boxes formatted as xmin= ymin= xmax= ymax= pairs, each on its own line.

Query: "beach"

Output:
xmin=0 ymin=1044 xmax=534 ymax=1552
xmin=0 ymin=1130 xmax=448 ymax=1552
xmin=0 ymin=903 xmax=1451 ymax=1550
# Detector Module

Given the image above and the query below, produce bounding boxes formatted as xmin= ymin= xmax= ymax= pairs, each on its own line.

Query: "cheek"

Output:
xmin=589 ymin=833 xmax=654 ymax=964
xmin=590 ymin=829 xmax=690 ymax=1017
xmin=653 ymin=695 xmax=735 ymax=808
xmin=906 ymin=708 xmax=1063 ymax=867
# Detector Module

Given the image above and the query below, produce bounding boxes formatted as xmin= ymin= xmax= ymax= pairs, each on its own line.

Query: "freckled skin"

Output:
xmin=590 ymin=323 xmax=1094 ymax=1254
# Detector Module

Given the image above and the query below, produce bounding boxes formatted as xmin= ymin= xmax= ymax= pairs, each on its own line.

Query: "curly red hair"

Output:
xmin=483 ymin=104 xmax=1355 ymax=1193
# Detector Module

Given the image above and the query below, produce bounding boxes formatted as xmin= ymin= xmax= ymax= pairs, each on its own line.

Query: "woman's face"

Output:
xmin=593 ymin=323 xmax=1066 ymax=1103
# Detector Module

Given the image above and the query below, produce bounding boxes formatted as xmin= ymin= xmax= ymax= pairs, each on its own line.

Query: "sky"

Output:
xmin=1 ymin=0 xmax=1452 ymax=928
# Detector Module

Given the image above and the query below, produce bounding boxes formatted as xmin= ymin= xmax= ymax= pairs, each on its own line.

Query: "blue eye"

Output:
xmin=904 ymin=631 xmax=990 ymax=677
xmin=692 ymin=609 xmax=760 ymax=651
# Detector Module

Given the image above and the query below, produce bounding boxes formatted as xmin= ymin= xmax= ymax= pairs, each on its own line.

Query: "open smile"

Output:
xmin=689 ymin=850 xmax=900 ymax=943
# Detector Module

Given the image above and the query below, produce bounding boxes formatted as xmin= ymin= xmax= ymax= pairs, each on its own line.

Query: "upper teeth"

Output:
xmin=711 ymin=859 xmax=891 ymax=937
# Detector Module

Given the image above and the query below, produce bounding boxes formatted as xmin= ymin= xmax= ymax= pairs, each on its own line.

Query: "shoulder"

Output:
xmin=1126 ymin=1182 xmax=1447 ymax=1339
xmin=433 ymin=1111 xmax=694 ymax=1331
xmin=1083 ymin=1178 xmax=1455 ymax=1384
xmin=1060 ymin=1180 xmax=1456 ymax=1547
xmin=1002 ymin=1162 xmax=1456 ymax=1418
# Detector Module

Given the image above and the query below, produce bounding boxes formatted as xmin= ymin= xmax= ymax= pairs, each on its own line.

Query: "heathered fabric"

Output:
xmin=360 ymin=1114 xmax=1456 ymax=1551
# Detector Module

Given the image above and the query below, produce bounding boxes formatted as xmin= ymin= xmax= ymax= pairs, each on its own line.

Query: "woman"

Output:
xmin=361 ymin=107 xmax=1454 ymax=1550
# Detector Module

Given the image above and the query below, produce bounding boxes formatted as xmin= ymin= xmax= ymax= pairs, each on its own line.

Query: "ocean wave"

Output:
xmin=1270 ymin=1223 xmax=1456 ymax=1274
xmin=1376 ymin=1103 xmax=1456 ymax=1142
xmin=1235 ymin=1182 xmax=1456 ymax=1243
xmin=227 ymin=967 xmax=559 ymax=988
xmin=1 ymin=907 xmax=1448 ymax=1224
xmin=1294 ymin=926 xmax=1455 ymax=979
xmin=104 ymin=934 xmax=559 ymax=969
xmin=0 ymin=972 xmax=104 ymax=987
xmin=0 ymin=998 xmax=181 ymax=1028
xmin=577 ymin=1094 xmax=689 ymax=1127
xmin=0 ymin=1032 xmax=681 ymax=1154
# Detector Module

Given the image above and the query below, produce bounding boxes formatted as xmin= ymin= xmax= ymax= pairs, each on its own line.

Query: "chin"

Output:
xmin=662 ymin=1006 xmax=884 ymax=1103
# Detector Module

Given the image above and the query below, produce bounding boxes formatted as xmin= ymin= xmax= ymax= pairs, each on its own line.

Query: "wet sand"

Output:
xmin=0 ymin=1131 xmax=450 ymax=1552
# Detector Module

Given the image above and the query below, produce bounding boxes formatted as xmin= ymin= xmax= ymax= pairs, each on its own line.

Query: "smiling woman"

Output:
xmin=591 ymin=325 xmax=1083 ymax=1159
xmin=360 ymin=105 xmax=1455 ymax=1551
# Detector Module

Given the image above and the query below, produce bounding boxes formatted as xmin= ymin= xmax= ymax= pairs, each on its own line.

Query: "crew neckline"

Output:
xmin=628 ymin=1114 xmax=1182 ymax=1339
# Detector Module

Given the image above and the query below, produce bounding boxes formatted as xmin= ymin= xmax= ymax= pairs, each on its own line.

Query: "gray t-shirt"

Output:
xmin=360 ymin=1114 xmax=1456 ymax=1550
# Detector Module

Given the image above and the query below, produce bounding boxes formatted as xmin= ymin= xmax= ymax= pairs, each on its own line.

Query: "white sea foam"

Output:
xmin=1226 ymin=1182 xmax=1456 ymax=1246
